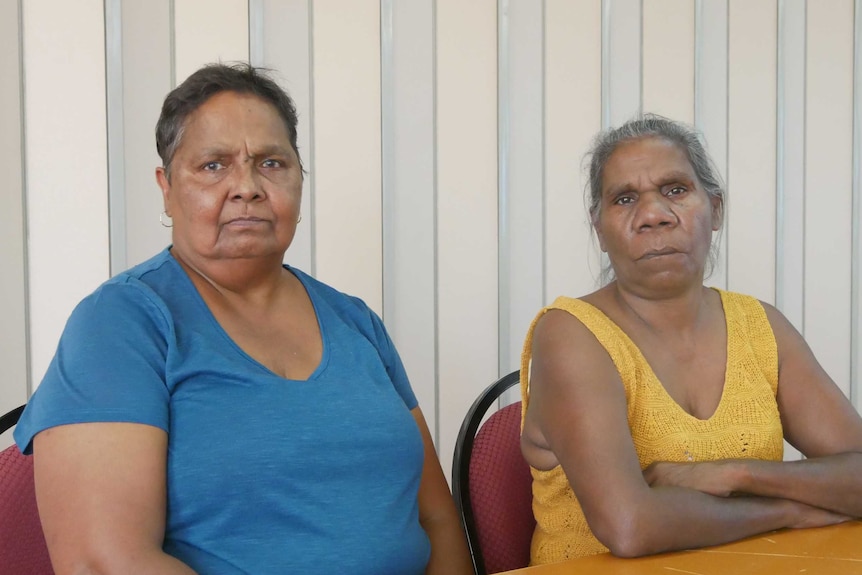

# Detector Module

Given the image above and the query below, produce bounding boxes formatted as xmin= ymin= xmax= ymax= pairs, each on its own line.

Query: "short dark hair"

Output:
xmin=585 ymin=114 xmax=726 ymax=283
xmin=155 ymin=62 xmax=302 ymax=176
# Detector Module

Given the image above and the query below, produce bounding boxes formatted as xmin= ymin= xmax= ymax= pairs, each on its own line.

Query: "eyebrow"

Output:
xmin=193 ymin=147 xmax=232 ymax=158
xmin=250 ymin=145 xmax=293 ymax=157
xmin=656 ymin=170 xmax=697 ymax=185
xmin=604 ymin=170 xmax=697 ymax=197
xmin=193 ymin=145 xmax=294 ymax=159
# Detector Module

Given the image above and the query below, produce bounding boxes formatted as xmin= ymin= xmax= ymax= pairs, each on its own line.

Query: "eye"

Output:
xmin=613 ymin=195 xmax=635 ymax=206
xmin=202 ymin=161 xmax=224 ymax=171
xmin=260 ymin=158 xmax=284 ymax=169
xmin=666 ymin=185 xmax=686 ymax=196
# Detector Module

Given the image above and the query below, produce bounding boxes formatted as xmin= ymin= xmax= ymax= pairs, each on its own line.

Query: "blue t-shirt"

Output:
xmin=15 ymin=249 xmax=431 ymax=575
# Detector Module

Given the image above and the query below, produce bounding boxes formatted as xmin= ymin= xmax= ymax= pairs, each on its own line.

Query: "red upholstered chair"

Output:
xmin=0 ymin=405 xmax=55 ymax=575
xmin=452 ymin=371 xmax=536 ymax=574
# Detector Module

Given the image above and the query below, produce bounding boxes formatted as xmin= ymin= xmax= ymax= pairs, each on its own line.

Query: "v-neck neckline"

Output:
xmin=579 ymin=288 xmax=731 ymax=423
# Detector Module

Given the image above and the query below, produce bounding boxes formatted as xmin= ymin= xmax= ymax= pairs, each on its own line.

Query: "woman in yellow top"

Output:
xmin=519 ymin=114 xmax=862 ymax=564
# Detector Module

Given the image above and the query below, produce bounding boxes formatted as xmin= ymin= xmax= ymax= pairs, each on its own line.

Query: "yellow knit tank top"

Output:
xmin=519 ymin=289 xmax=784 ymax=565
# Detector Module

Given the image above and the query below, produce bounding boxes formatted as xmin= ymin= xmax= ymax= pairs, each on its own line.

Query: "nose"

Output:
xmin=231 ymin=159 xmax=265 ymax=201
xmin=635 ymin=193 xmax=676 ymax=231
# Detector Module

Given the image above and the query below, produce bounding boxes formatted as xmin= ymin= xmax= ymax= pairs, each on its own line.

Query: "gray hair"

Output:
xmin=156 ymin=62 xmax=303 ymax=178
xmin=585 ymin=114 xmax=726 ymax=283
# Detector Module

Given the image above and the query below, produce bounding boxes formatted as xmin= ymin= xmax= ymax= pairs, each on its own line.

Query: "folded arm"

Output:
xmin=33 ymin=422 xmax=198 ymax=575
xmin=521 ymin=310 xmax=849 ymax=558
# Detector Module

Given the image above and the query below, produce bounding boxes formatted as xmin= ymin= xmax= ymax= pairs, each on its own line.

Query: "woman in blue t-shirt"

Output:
xmin=15 ymin=63 xmax=472 ymax=575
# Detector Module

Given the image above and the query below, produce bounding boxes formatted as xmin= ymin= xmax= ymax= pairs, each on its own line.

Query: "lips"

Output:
xmin=640 ymin=248 xmax=680 ymax=260
xmin=225 ymin=216 xmax=266 ymax=227
xmin=226 ymin=216 xmax=265 ymax=225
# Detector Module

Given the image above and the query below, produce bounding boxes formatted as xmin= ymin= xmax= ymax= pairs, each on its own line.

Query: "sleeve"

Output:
xmin=14 ymin=280 xmax=173 ymax=454
xmin=365 ymin=306 xmax=419 ymax=410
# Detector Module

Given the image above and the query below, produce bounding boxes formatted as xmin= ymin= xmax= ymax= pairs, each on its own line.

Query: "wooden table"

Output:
xmin=502 ymin=521 xmax=862 ymax=574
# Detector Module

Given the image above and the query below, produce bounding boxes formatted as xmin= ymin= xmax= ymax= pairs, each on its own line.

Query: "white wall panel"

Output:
xmin=776 ymin=0 xmax=806 ymax=462
xmin=642 ymin=0 xmax=695 ymax=123
xmin=105 ymin=0 xmax=127 ymax=274
xmin=854 ymin=0 xmax=862 ymax=413
xmin=380 ymin=0 xmax=438 ymax=440
xmin=499 ymin=0 xmax=544 ymax=381
xmin=23 ymin=0 xmax=110 ymax=385
xmin=604 ymin=0 xmax=641 ymax=127
xmin=545 ymin=0 xmax=602 ymax=302
xmin=312 ymin=0 xmax=383 ymax=313
xmin=727 ymin=0 xmax=777 ymax=303
xmin=251 ymin=0 xmax=315 ymax=274
xmin=696 ymin=0 xmax=729 ymax=290
xmin=0 ymin=0 xmax=27 ymax=447
xmin=805 ymin=0 xmax=854 ymax=395
xmin=776 ymin=0 xmax=806 ymax=332
xmin=174 ymin=0 xmax=249 ymax=84
xmin=436 ymin=0 xmax=499 ymax=476
xmin=118 ymin=0 xmax=173 ymax=269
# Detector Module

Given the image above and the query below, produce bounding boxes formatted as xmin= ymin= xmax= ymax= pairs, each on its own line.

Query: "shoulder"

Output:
xmin=755 ymin=299 xmax=794 ymax=334
xmin=714 ymin=289 xmax=775 ymax=319
xmin=530 ymin=288 xmax=619 ymax=355
xmin=60 ymin=252 xmax=182 ymax=344
xmin=121 ymin=248 xmax=175 ymax=279
xmin=54 ymin=281 xmax=174 ymax=374
xmin=713 ymin=289 xmax=765 ymax=315
xmin=73 ymin=277 xmax=170 ymax=330
xmin=289 ymin=266 xmax=374 ymax=317
xmin=530 ymin=299 xmax=619 ymax=387
xmin=718 ymin=290 xmax=799 ymax=373
xmin=715 ymin=289 xmax=784 ymax=339
xmin=532 ymin=291 xmax=629 ymax=360
xmin=719 ymin=290 xmax=799 ymax=348
xmin=755 ymin=299 xmax=808 ymax=368
xmin=533 ymin=305 xmax=594 ymax=348
xmin=532 ymin=292 xmax=606 ymax=336
xmin=95 ymin=250 xmax=179 ymax=314
xmin=288 ymin=267 xmax=392 ymax=344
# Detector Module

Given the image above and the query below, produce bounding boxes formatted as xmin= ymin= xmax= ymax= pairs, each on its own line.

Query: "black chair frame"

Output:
xmin=452 ymin=370 xmax=521 ymax=575
xmin=1 ymin=405 xmax=25 ymax=435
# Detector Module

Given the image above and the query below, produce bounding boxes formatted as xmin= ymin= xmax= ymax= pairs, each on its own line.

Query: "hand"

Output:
xmin=785 ymin=500 xmax=854 ymax=529
xmin=643 ymin=460 xmax=741 ymax=497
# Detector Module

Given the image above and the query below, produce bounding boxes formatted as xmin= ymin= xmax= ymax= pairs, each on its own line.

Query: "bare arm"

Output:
xmin=410 ymin=408 xmax=473 ymax=575
xmin=33 ymin=423 xmax=198 ymax=575
xmin=521 ymin=310 xmax=846 ymax=558
xmin=646 ymin=304 xmax=862 ymax=515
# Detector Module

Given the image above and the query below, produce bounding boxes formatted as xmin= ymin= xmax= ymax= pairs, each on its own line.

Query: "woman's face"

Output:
xmin=156 ymin=91 xmax=303 ymax=265
xmin=594 ymin=136 xmax=721 ymax=292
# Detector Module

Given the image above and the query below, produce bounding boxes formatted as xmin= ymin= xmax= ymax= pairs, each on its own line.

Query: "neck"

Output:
xmin=610 ymin=281 xmax=712 ymax=336
xmin=170 ymin=247 xmax=287 ymax=303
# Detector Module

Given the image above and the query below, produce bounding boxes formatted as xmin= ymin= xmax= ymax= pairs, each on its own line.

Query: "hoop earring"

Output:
xmin=160 ymin=211 xmax=173 ymax=228
xmin=296 ymin=214 xmax=302 ymax=224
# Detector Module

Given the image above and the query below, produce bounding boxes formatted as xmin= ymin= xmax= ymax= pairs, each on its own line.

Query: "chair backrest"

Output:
xmin=452 ymin=371 xmax=536 ymax=575
xmin=0 ymin=405 xmax=55 ymax=575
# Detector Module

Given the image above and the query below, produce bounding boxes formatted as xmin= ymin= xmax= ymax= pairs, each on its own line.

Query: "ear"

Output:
xmin=710 ymin=195 xmax=723 ymax=231
xmin=156 ymin=167 xmax=172 ymax=215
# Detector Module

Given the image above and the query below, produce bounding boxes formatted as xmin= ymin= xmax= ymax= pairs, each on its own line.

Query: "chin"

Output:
xmin=622 ymin=269 xmax=701 ymax=296
xmin=211 ymin=243 xmax=286 ymax=260
xmin=651 ymin=271 xmax=704 ymax=290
